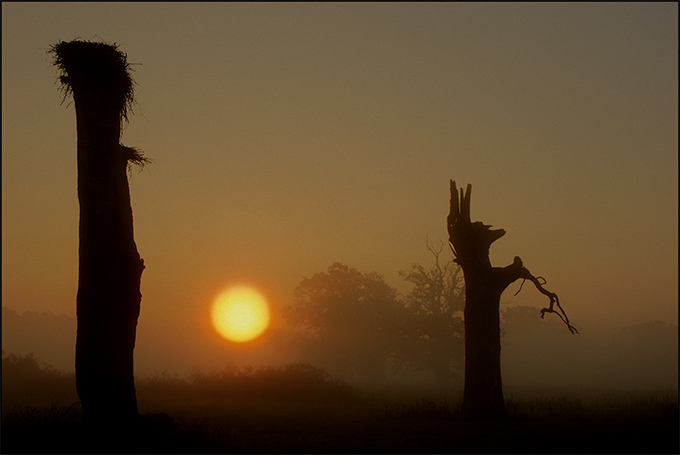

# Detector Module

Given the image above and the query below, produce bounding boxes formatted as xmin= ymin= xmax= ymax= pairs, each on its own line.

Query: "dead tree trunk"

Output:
xmin=447 ymin=181 xmax=577 ymax=420
xmin=51 ymin=40 xmax=148 ymax=435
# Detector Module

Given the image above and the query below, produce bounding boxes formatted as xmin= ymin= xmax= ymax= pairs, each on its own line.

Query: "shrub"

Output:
xmin=1 ymin=351 xmax=78 ymax=410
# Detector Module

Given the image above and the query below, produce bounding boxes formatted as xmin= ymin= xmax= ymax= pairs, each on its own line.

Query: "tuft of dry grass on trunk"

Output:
xmin=49 ymin=39 xmax=135 ymax=122
xmin=50 ymin=39 xmax=151 ymax=170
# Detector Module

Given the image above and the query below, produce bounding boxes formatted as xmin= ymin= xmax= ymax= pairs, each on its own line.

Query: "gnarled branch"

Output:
xmin=515 ymin=267 xmax=578 ymax=334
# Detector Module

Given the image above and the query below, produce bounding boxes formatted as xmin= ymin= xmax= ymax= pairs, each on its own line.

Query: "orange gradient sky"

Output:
xmin=2 ymin=3 xmax=677 ymax=374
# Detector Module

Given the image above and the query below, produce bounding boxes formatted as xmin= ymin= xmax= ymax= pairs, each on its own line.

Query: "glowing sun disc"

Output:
xmin=211 ymin=286 xmax=270 ymax=342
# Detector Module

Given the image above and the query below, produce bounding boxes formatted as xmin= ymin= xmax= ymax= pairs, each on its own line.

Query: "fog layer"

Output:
xmin=3 ymin=304 xmax=676 ymax=391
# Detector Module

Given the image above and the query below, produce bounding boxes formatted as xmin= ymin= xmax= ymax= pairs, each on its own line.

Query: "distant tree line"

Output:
xmin=1 ymin=307 xmax=76 ymax=373
xmin=282 ymin=241 xmax=466 ymax=387
xmin=281 ymin=242 xmax=679 ymax=391
xmin=3 ymin=313 xmax=676 ymax=408
xmin=1 ymin=351 xmax=359 ymax=411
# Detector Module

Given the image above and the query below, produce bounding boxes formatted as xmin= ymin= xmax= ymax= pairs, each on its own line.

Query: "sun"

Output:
xmin=211 ymin=286 xmax=270 ymax=343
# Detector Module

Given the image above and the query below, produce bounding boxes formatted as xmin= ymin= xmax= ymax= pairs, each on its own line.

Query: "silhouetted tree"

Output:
xmin=398 ymin=240 xmax=465 ymax=385
xmin=448 ymin=181 xmax=576 ymax=419
xmin=50 ymin=40 xmax=149 ymax=436
xmin=283 ymin=263 xmax=402 ymax=383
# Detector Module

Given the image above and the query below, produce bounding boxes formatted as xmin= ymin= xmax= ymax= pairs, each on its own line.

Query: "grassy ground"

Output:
xmin=2 ymin=393 xmax=677 ymax=453
xmin=2 ymin=354 xmax=677 ymax=453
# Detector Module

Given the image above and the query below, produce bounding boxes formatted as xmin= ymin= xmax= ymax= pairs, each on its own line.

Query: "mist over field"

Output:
xmin=3 ymin=303 xmax=676 ymax=391
xmin=4 ymin=299 xmax=677 ymax=452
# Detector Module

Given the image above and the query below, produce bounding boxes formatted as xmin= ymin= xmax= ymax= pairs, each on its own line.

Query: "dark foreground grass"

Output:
xmin=2 ymin=395 xmax=677 ymax=454
xmin=1 ymin=403 xmax=235 ymax=454
xmin=2 ymin=354 xmax=677 ymax=453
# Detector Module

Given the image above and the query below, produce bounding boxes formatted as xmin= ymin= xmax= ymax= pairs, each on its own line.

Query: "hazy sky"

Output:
xmin=2 ymin=3 xmax=677 ymax=373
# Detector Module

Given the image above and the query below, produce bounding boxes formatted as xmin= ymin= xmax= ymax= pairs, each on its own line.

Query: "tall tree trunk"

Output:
xmin=447 ymin=182 xmax=510 ymax=419
xmin=460 ymin=268 xmax=506 ymax=418
xmin=75 ymin=102 xmax=143 ymax=428
xmin=51 ymin=40 xmax=147 ymax=435
xmin=447 ymin=181 xmax=577 ymax=419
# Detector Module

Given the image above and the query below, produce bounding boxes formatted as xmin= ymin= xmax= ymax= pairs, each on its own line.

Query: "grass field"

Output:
xmin=2 ymin=353 xmax=677 ymax=453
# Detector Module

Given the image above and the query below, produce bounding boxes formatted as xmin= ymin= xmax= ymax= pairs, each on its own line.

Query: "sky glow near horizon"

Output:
xmin=2 ymin=3 xmax=677 ymax=375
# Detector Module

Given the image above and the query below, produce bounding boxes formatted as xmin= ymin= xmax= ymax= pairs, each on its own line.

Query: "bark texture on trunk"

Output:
xmin=51 ymin=40 xmax=145 ymax=433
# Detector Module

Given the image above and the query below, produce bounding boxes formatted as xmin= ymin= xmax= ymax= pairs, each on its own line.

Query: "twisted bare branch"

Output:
xmin=515 ymin=267 xmax=579 ymax=334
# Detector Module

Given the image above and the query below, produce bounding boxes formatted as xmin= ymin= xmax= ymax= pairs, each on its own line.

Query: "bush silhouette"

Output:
xmin=1 ymin=351 xmax=78 ymax=409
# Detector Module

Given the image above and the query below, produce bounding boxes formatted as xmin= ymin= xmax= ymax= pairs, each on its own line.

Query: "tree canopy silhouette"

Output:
xmin=398 ymin=240 xmax=465 ymax=385
xmin=284 ymin=256 xmax=469 ymax=386
xmin=283 ymin=263 xmax=402 ymax=383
